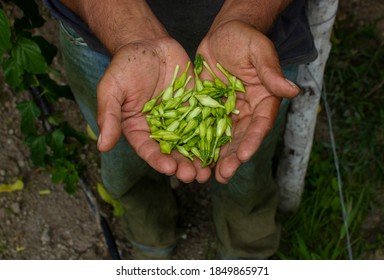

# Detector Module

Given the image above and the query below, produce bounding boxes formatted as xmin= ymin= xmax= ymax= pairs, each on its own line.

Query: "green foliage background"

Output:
xmin=0 ymin=0 xmax=87 ymax=194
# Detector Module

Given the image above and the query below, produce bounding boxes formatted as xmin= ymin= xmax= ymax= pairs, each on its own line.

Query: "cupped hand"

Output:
xmin=96 ymin=37 xmax=211 ymax=183
xmin=197 ymin=20 xmax=300 ymax=183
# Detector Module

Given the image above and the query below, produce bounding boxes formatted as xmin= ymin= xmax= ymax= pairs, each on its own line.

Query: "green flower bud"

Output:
xmin=176 ymin=145 xmax=193 ymax=160
xmin=195 ymin=95 xmax=225 ymax=109
xmin=142 ymin=98 xmax=157 ymax=113
xmin=163 ymin=110 xmax=178 ymax=118
xmin=177 ymin=106 xmax=190 ymax=114
xmin=190 ymin=147 xmax=203 ymax=161
xmin=206 ymin=126 xmax=213 ymax=144
xmin=164 ymin=97 xmax=182 ymax=110
xmin=199 ymin=121 xmax=206 ymax=139
xmin=149 ymin=118 xmax=163 ymax=127
xmin=201 ymin=106 xmax=211 ymax=120
xmin=162 ymin=86 xmax=174 ymax=101
xmin=214 ymin=147 xmax=220 ymax=162
xmin=216 ymin=118 xmax=227 ymax=138
xmin=174 ymin=62 xmax=190 ymax=91
xmin=151 ymin=131 xmax=181 ymax=141
xmin=182 ymin=119 xmax=198 ymax=135
xmin=166 ymin=120 xmax=181 ymax=132
xmin=186 ymin=107 xmax=202 ymax=122
xmin=160 ymin=141 xmax=173 ymax=154
xmin=225 ymin=94 xmax=236 ymax=115
xmin=203 ymin=80 xmax=215 ymax=87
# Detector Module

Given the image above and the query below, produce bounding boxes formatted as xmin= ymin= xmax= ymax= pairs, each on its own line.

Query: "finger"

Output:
xmin=215 ymin=151 xmax=242 ymax=184
xmin=250 ymin=39 xmax=300 ymax=99
xmin=237 ymin=97 xmax=279 ymax=161
xmin=192 ymin=158 xmax=212 ymax=183
xmin=127 ymin=130 xmax=178 ymax=176
xmin=97 ymin=76 xmax=123 ymax=152
xmin=171 ymin=150 xmax=197 ymax=183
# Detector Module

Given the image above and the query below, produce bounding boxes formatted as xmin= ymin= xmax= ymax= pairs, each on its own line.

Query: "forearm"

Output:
xmin=210 ymin=0 xmax=293 ymax=33
xmin=60 ymin=0 xmax=168 ymax=54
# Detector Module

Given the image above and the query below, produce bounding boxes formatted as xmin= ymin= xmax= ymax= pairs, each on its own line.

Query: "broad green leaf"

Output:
xmin=2 ymin=56 xmax=24 ymax=88
xmin=16 ymin=100 xmax=41 ymax=134
xmin=26 ymin=135 xmax=47 ymax=166
xmin=0 ymin=9 xmax=12 ymax=57
xmin=12 ymin=37 xmax=47 ymax=74
xmin=60 ymin=122 xmax=87 ymax=145
xmin=64 ymin=171 xmax=79 ymax=195
xmin=51 ymin=165 xmax=67 ymax=184
xmin=51 ymin=160 xmax=81 ymax=195
xmin=31 ymin=36 xmax=57 ymax=65
xmin=38 ymin=74 xmax=74 ymax=101
xmin=49 ymin=129 xmax=65 ymax=156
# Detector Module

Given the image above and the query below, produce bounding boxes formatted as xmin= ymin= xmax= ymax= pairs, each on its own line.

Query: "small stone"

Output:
xmin=41 ymin=227 xmax=51 ymax=245
xmin=10 ymin=202 xmax=21 ymax=214
xmin=17 ymin=160 xmax=25 ymax=169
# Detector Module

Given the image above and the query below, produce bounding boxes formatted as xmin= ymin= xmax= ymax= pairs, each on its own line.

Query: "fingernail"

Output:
xmin=286 ymin=78 xmax=299 ymax=89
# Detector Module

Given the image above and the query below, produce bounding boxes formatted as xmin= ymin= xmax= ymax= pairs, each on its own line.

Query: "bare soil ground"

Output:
xmin=0 ymin=0 xmax=383 ymax=260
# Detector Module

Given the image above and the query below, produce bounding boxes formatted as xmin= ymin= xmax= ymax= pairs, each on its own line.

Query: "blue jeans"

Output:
xmin=59 ymin=23 xmax=298 ymax=259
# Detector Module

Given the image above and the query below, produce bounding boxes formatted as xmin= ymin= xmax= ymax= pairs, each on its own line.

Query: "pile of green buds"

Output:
xmin=142 ymin=54 xmax=246 ymax=167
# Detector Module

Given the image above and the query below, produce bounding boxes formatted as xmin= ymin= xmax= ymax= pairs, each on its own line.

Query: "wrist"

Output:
xmin=60 ymin=0 xmax=168 ymax=54
xmin=210 ymin=0 xmax=292 ymax=34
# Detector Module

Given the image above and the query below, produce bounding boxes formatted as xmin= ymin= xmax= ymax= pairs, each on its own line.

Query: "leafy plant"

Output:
xmin=277 ymin=13 xmax=384 ymax=260
xmin=0 ymin=0 xmax=87 ymax=194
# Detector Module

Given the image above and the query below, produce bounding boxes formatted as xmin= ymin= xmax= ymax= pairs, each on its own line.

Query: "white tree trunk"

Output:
xmin=277 ymin=0 xmax=339 ymax=213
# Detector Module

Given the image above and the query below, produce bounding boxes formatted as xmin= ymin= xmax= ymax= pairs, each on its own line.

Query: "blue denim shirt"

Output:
xmin=44 ymin=0 xmax=317 ymax=66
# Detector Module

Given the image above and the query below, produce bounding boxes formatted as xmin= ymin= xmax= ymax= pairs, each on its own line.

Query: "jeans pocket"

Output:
xmin=59 ymin=22 xmax=88 ymax=47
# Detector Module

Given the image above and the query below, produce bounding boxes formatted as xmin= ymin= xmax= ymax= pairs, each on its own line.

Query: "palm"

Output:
xmin=197 ymin=20 xmax=298 ymax=183
xmin=97 ymin=38 xmax=211 ymax=182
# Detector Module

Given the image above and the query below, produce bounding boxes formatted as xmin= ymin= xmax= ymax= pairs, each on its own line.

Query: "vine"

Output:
xmin=0 ymin=0 xmax=87 ymax=194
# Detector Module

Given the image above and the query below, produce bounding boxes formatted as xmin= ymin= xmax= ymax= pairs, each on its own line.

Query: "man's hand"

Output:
xmin=197 ymin=20 xmax=300 ymax=183
xmin=97 ymin=38 xmax=212 ymax=183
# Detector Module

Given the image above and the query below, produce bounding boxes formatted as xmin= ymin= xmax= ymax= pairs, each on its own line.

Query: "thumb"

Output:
xmin=251 ymin=38 xmax=300 ymax=99
xmin=96 ymin=79 xmax=123 ymax=152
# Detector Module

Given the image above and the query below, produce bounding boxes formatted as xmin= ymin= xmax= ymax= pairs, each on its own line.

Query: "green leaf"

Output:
xmin=2 ymin=56 xmax=24 ymax=88
xmin=51 ymin=165 xmax=67 ymax=184
xmin=12 ymin=37 xmax=47 ymax=74
xmin=0 ymin=9 xmax=12 ymax=57
xmin=31 ymin=36 xmax=57 ymax=65
xmin=49 ymin=129 xmax=65 ymax=157
xmin=38 ymin=74 xmax=74 ymax=101
xmin=60 ymin=122 xmax=87 ymax=145
xmin=64 ymin=171 xmax=79 ymax=195
xmin=16 ymin=100 xmax=41 ymax=134
xmin=51 ymin=160 xmax=80 ymax=195
xmin=25 ymin=135 xmax=47 ymax=167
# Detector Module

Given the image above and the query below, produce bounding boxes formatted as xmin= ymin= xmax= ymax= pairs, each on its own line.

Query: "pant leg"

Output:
xmin=212 ymin=66 xmax=298 ymax=259
xmin=59 ymin=23 xmax=179 ymax=257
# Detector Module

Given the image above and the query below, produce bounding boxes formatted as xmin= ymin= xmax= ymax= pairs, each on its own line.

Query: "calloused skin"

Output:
xmin=96 ymin=20 xmax=300 ymax=185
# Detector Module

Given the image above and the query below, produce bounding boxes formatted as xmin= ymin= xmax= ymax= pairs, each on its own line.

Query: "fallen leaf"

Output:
xmin=0 ymin=179 xmax=24 ymax=193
